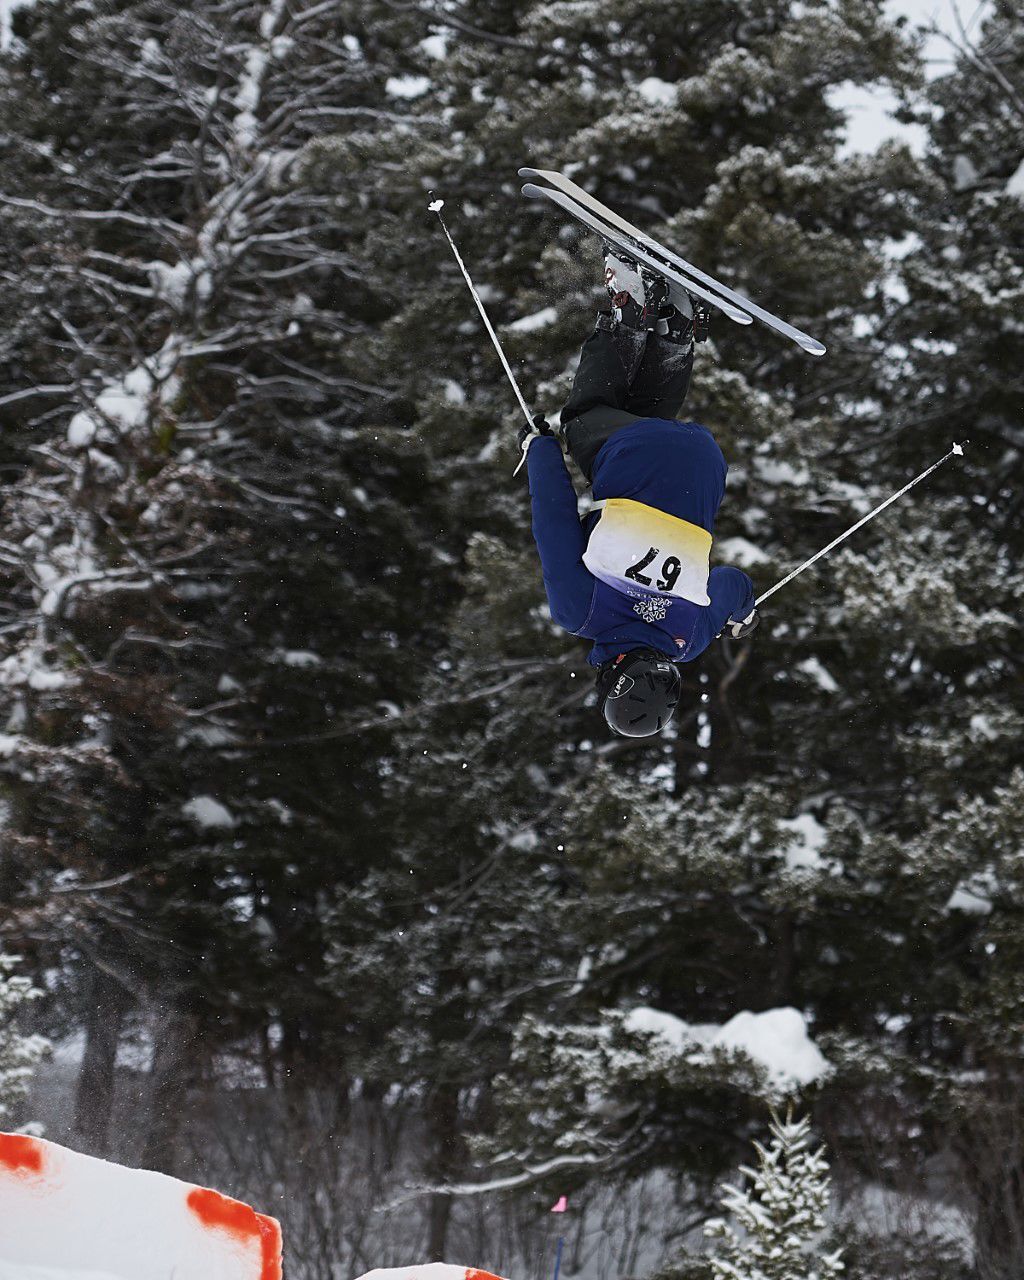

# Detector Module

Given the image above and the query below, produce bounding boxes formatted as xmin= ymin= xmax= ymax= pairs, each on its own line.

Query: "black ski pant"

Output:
xmin=560 ymin=313 xmax=694 ymax=481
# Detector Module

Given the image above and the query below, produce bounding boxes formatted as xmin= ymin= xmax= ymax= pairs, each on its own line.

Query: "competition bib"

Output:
xmin=583 ymin=498 xmax=712 ymax=606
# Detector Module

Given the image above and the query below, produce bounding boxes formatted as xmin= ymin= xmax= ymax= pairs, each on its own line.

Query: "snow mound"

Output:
xmin=0 ymin=1132 xmax=281 ymax=1280
xmin=356 ymin=1268 xmax=506 ymax=1280
xmin=714 ymin=1008 xmax=830 ymax=1088
xmin=625 ymin=1004 xmax=830 ymax=1093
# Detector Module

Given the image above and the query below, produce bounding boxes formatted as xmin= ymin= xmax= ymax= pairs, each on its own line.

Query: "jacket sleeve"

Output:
xmin=706 ymin=570 xmax=757 ymax=629
xmin=707 ymin=564 xmax=756 ymax=634
xmin=526 ymin=436 xmax=595 ymax=633
xmin=681 ymin=564 xmax=756 ymax=660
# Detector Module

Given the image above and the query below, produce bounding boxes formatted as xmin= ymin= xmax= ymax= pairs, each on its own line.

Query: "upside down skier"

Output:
xmin=519 ymin=254 xmax=759 ymax=739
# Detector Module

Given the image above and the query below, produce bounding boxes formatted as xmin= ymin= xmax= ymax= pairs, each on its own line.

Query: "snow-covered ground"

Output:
xmin=356 ymin=1267 xmax=505 ymax=1280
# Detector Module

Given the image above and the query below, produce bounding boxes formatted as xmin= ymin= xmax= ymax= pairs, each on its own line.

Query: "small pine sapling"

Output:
xmin=704 ymin=1107 xmax=844 ymax=1280
xmin=0 ymin=954 xmax=48 ymax=1126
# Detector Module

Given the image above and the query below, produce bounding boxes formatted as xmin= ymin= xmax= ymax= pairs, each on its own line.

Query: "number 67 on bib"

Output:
xmin=583 ymin=498 xmax=713 ymax=606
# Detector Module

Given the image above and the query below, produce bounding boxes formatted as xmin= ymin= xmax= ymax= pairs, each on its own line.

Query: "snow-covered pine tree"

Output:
xmin=0 ymin=953 xmax=48 ymax=1125
xmin=326 ymin=0 xmax=1022 ymax=1269
xmin=0 ymin=0 xmax=441 ymax=1178
xmin=819 ymin=4 xmax=1024 ymax=1273
xmin=704 ymin=1108 xmax=844 ymax=1280
xmin=306 ymin=0 xmax=934 ymax=1259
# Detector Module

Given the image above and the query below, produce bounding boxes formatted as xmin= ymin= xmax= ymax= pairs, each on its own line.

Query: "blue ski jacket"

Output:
xmin=527 ymin=420 xmax=755 ymax=667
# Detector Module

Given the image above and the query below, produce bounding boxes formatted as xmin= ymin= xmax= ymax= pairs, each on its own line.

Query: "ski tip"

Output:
xmin=802 ymin=339 xmax=827 ymax=357
xmin=519 ymin=167 xmax=559 ymax=184
xmin=521 ymin=182 xmax=548 ymax=201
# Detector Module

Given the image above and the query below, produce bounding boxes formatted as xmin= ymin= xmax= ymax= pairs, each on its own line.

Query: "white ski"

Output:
xmin=520 ymin=167 xmax=826 ymax=357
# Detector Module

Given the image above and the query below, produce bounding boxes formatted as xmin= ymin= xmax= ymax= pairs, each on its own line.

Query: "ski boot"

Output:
xmin=604 ymin=249 xmax=705 ymax=346
xmin=603 ymin=250 xmax=658 ymax=329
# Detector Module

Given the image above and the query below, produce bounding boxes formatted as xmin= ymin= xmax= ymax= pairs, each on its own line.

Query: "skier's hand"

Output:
xmin=517 ymin=414 xmax=552 ymax=449
xmin=513 ymin=414 xmax=553 ymax=475
xmin=725 ymin=607 xmax=760 ymax=639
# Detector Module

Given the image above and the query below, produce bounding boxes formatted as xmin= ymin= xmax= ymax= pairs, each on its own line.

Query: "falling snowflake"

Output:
xmin=633 ymin=595 xmax=669 ymax=624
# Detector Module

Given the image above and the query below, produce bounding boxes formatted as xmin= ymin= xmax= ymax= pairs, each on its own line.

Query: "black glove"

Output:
xmin=725 ymin=607 xmax=760 ymax=639
xmin=517 ymin=414 xmax=552 ymax=450
xmin=513 ymin=414 xmax=553 ymax=475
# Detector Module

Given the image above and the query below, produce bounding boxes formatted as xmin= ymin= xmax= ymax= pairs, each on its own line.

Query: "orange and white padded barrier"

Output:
xmin=356 ymin=1267 xmax=508 ymax=1280
xmin=0 ymin=1132 xmax=282 ymax=1280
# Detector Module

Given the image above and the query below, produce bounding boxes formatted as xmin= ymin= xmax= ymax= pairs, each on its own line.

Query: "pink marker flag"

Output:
xmin=550 ymin=1196 xmax=568 ymax=1213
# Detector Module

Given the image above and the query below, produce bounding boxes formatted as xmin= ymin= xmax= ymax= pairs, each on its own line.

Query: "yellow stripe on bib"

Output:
xmin=583 ymin=498 xmax=712 ymax=606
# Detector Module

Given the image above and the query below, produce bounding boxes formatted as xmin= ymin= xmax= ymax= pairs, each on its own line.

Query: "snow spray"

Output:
xmin=755 ymin=442 xmax=966 ymax=607
xmin=428 ymin=196 xmax=536 ymax=473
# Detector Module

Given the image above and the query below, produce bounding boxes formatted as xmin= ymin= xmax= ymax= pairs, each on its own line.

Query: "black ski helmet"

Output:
xmin=596 ymin=648 xmax=681 ymax=738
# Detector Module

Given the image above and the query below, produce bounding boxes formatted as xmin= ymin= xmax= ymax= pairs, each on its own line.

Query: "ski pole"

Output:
xmin=549 ymin=1193 xmax=568 ymax=1280
xmin=755 ymin=442 xmax=966 ymax=607
xmin=552 ymin=1236 xmax=565 ymax=1280
xmin=428 ymin=196 xmax=536 ymax=475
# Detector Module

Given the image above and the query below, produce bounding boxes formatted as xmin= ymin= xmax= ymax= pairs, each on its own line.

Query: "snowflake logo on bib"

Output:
xmin=632 ymin=595 xmax=669 ymax=624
